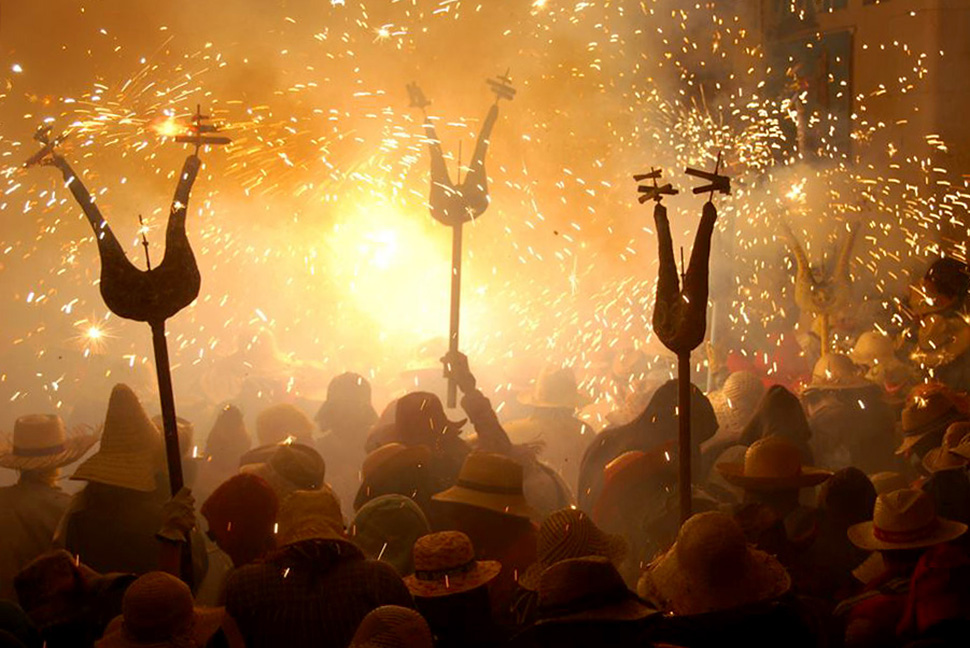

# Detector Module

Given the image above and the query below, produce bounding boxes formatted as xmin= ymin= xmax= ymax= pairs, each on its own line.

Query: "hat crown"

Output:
xmin=852 ymin=332 xmax=896 ymax=364
xmin=532 ymin=366 xmax=580 ymax=405
xmin=122 ymin=572 xmax=194 ymax=642
xmin=12 ymin=414 xmax=67 ymax=451
xmin=256 ymin=403 xmax=314 ymax=446
xmin=942 ymin=422 xmax=970 ymax=449
xmin=675 ymin=512 xmax=748 ymax=583
xmin=277 ymin=487 xmax=344 ymax=544
xmin=537 ymin=509 xmax=599 ymax=561
xmin=457 ymin=452 xmax=524 ymax=494
xmin=350 ymin=605 xmax=433 ymax=648
xmin=538 ymin=556 xmax=626 ymax=610
xmin=99 ymin=384 xmax=160 ymax=455
xmin=743 ymin=436 xmax=803 ymax=479
xmin=412 ymin=531 xmax=475 ymax=573
xmin=811 ymin=353 xmax=864 ymax=387
xmin=362 ymin=443 xmax=408 ymax=480
xmin=902 ymin=388 xmax=958 ymax=433
xmin=873 ymin=489 xmax=937 ymax=535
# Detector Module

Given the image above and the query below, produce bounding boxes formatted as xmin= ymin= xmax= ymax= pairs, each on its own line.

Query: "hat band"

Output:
xmin=13 ymin=443 xmax=67 ymax=458
xmin=873 ymin=518 xmax=939 ymax=544
xmin=456 ymin=479 xmax=523 ymax=496
xmin=414 ymin=558 xmax=476 ymax=582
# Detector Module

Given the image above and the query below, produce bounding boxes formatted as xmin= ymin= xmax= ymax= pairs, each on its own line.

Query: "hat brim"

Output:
xmin=404 ymin=560 xmax=501 ymax=598
xmin=921 ymin=446 xmax=969 ymax=473
xmin=641 ymin=544 xmax=791 ymax=616
xmin=0 ymin=426 xmax=99 ymax=472
xmin=432 ymin=485 xmax=537 ymax=520
xmin=71 ymin=449 xmax=158 ymax=492
xmin=97 ymin=607 xmax=225 ymax=648
xmin=802 ymin=377 xmax=874 ymax=393
xmin=715 ymin=462 xmax=832 ymax=491
xmin=536 ymin=594 xmax=656 ymax=625
xmin=847 ymin=519 xmax=968 ymax=551
xmin=950 ymin=442 xmax=970 ymax=460
xmin=518 ymin=532 xmax=628 ymax=592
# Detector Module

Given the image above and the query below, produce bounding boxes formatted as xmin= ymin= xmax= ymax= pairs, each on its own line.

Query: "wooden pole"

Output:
xmin=446 ymin=222 xmax=463 ymax=408
xmin=678 ymin=350 xmax=692 ymax=523
xmin=150 ymin=320 xmax=194 ymax=588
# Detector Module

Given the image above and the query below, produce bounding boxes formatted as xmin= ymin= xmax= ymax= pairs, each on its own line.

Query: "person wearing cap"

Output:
xmin=13 ymin=550 xmax=135 ymax=648
xmin=578 ymin=379 xmax=718 ymax=512
xmin=0 ymin=414 xmax=97 ymax=600
xmin=196 ymin=473 xmax=278 ymax=605
xmin=637 ymin=512 xmax=812 ymax=648
xmin=350 ymin=494 xmax=431 ymax=576
xmin=800 ymin=353 xmax=897 ymax=473
xmin=739 ymin=384 xmax=815 ymax=465
xmin=429 ymin=452 xmax=538 ymax=628
xmin=503 ymin=365 xmax=592 ymax=493
xmin=223 ymin=487 xmax=412 ymax=648
xmin=508 ymin=556 xmax=655 ymax=648
xmin=716 ymin=435 xmax=833 ymax=572
xmin=94 ymin=571 xmax=226 ymax=648
xmin=54 ymin=384 xmax=206 ymax=581
xmin=896 ymin=383 xmax=969 ymax=472
xmin=513 ymin=508 xmax=626 ymax=625
xmin=348 ymin=605 xmax=433 ymax=648
xmin=193 ymin=405 xmax=251 ymax=505
xmin=835 ymin=489 xmax=968 ymax=648
xmin=404 ymin=531 xmax=505 ymax=648
xmin=314 ymin=372 xmax=379 ymax=508
xmin=353 ymin=443 xmax=435 ymax=514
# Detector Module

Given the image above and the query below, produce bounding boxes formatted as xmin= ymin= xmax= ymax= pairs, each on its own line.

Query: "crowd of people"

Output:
xmin=2 ymin=255 xmax=970 ymax=648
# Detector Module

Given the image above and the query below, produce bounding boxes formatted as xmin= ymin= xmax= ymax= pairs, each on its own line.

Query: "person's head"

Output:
xmin=898 ymin=383 xmax=967 ymax=461
xmin=818 ymin=467 xmax=876 ymax=528
xmin=922 ymin=469 xmax=970 ymax=526
xmin=0 ymin=414 xmax=97 ymax=487
xmin=912 ymin=257 xmax=970 ymax=312
xmin=349 ymin=606 xmax=433 ymax=648
xmin=350 ymin=495 xmax=431 ymax=576
xmin=354 ymin=443 xmax=433 ymax=512
xmin=315 ymin=372 xmax=379 ymax=435
xmin=204 ymin=405 xmax=250 ymax=466
xmin=255 ymin=403 xmax=315 ymax=446
xmin=97 ymin=572 xmax=223 ymax=648
xmin=201 ymin=473 xmax=278 ymax=566
xmin=431 ymin=452 xmax=537 ymax=521
xmin=518 ymin=365 xmax=587 ymax=413
xmin=394 ymin=392 xmax=465 ymax=448
xmin=14 ymin=551 xmax=96 ymax=629
xmin=848 ymin=489 xmax=968 ymax=566
xmin=240 ymin=442 xmax=326 ymax=500
xmin=739 ymin=385 xmax=812 ymax=448
xmin=636 ymin=379 xmax=718 ymax=449
xmin=276 ymin=487 xmax=346 ymax=545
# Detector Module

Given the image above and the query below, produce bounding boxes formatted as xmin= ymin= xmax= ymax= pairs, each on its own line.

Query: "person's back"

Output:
xmin=224 ymin=490 xmax=412 ymax=648
xmin=0 ymin=476 xmax=69 ymax=600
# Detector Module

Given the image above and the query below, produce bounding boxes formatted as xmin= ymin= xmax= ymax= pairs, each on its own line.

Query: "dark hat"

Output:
xmin=537 ymin=556 xmax=654 ymax=624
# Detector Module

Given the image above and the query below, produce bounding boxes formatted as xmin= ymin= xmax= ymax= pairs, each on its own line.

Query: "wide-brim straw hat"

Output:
xmin=638 ymin=512 xmax=791 ymax=616
xmin=848 ymin=488 xmax=967 ymax=552
xmin=850 ymin=331 xmax=898 ymax=367
xmin=518 ymin=508 xmax=627 ymax=591
xmin=349 ymin=605 xmax=433 ymax=648
xmin=802 ymin=353 xmax=873 ymax=393
xmin=536 ymin=556 xmax=655 ymax=625
xmin=404 ymin=531 xmax=501 ymax=598
xmin=716 ymin=435 xmax=832 ymax=491
xmin=0 ymin=414 xmax=98 ymax=471
xmin=518 ymin=365 xmax=590 ymax=409
xmin=72 ymin=384 xmax=161 ymax=492
xmin=896 ymin=395 xmax=965 ymax=456
xmin=922 ymin=422 xmax=970 ymax=473
xmin=432 ymin=452 xmax=537 ymax=519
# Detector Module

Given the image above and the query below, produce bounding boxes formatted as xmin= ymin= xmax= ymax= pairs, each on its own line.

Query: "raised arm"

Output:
xmin=442 ymin=350 xmax=512 ymax=454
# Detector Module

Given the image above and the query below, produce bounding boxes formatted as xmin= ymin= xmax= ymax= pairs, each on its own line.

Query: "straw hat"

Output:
xmin=255 ymin=403 xmax=315 ymax=446
xmin=922 ymin=422 xmax=970 ymax=473
xmin=868 ymin=471 xmax=911 ymax=496
xmin=95 ymin=572 xmax=224 ymax=648
xmin=847 ymin=489 xmax=967 ymax=552
xmin=404 ymin=531 xmax=501 ymax=598
xmin=637 ymin=511 xmax=791 ymax=616
xmin=536 ymin=556 xmax=655 ymax=625
xmin=850 ymin=331 xmax=897 ymax=367
xmin=0 ymin=415 xmax=97 ymax=472
xmin=519 ymin=508 xmax=627 ymax=591
xmin=432 ymin=452 xmax=537 ymax=519
xmin=394 ymin=392 xmax=466 ymax=445
xmin=897 ymin=386 xmax=965 ymax=455
xmin=802 ymin=353 xmax=872 ymax=393
xmin=707 ymin=371 xmax=765 ymax=437
xmin=72 ymin=384 xmax=161 ymax=492
xmin=715 ymin=435 xmax=832 ymax=491
xmin=518 ymin=366 xmax=589 ymax=410
xmin=349 ymin=605 xmax=433 ymax=648
xmin=276 ymin=487 xmax=345 ymax=545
